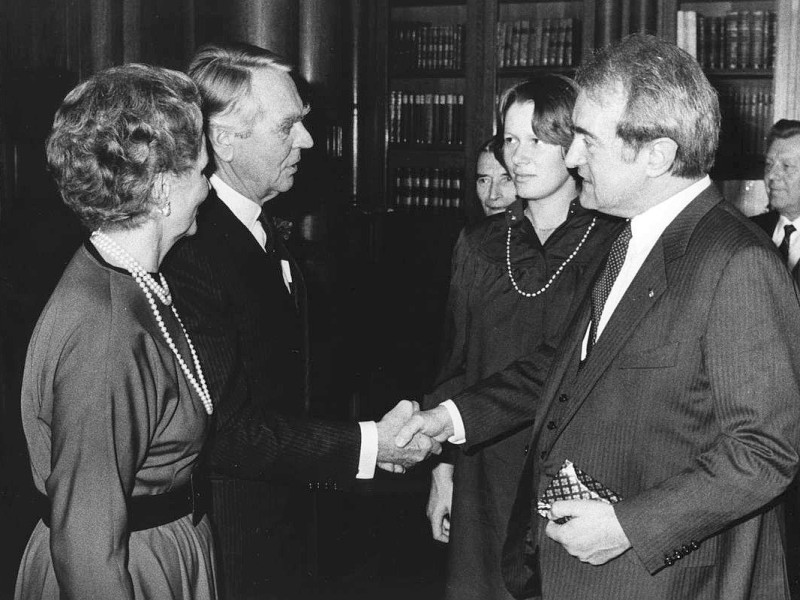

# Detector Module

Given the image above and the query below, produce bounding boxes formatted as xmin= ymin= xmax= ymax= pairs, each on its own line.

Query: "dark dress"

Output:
xmin=425 ymin=198 xmax=620 ymax=600
xmin=15 ymin=245 xmax=216 ymax=600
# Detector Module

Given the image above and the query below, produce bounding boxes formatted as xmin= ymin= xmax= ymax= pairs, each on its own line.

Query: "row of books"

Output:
xmin=392 ymin=167 xmax=464 ymax=210
xmin=390 ymin=23 xmax=465 ymax=73
xmin=717 ymin=87 xmax=774 ymax=158
xmin=496 ymin=18 xmax=578 ymax=69
xmin=677 ymin=10 xmax=776 ymax=71
xmin=389 ymin=91 xmax=464 ymax=146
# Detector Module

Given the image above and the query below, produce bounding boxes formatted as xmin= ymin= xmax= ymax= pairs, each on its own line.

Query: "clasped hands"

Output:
xmin=376 ymin=403 xmax=454 ymax=473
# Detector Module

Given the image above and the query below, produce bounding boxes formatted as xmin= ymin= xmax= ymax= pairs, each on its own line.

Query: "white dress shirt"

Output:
xmin=443 ymin=176 xmax=712 ymax=444
xmin=209 ymin=175 xmax=379 ymax=478
xmin=771 ymin=213 xmax=800 ymax=271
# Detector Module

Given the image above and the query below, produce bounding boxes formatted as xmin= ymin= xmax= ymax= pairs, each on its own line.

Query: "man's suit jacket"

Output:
xmin=163 ymin=189 xmax=361 ymax=481
xmin=751 ymin=209 xmax=779 ymax=238
xmin=454 ymin=186 xmax=800 ymax=599
xmin=751 ymin=210 xmax=800 ymax=280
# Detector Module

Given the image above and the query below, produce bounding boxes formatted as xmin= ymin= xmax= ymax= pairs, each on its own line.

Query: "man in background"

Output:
xmin=163 ymin=42 xmax=437 ymax=599
xmin=753 ymin=119 xmax=800 ymax=279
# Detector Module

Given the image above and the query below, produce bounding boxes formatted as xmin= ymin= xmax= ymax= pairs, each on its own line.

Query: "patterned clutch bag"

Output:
xmin=537 ymin=459 xmax=622 ymax=518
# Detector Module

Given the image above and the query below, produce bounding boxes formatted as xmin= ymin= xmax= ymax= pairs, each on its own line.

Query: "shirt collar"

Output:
xmin=630 ymin=176 xmax=711 ymax=244
xmin=210 ymin=173 xmax=262 ymax=230
xmin=777 ymin=213 xmax=800 ymax=230
xmin=504 ymin=196 xmax=584 ymax=228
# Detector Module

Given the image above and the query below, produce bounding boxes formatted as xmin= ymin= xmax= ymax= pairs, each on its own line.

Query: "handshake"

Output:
xmin=375 ymin=401 xmax=455 ymax=473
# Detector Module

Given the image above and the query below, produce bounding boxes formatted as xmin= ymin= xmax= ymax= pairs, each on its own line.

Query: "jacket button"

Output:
xmin=546 ymin=421 xmax=557 ymax=430
xmin=689 ymin=540 xmax=700 ymax=550
xmin=558 ymin=393 xmax=568 ymax=403
xmin=540 ymin=451 xmax=547 ymax=460
xmin=664 ymin=555 xmax=674 ymax=566
xmin=523 ymin=444 xmax=529 ymax=455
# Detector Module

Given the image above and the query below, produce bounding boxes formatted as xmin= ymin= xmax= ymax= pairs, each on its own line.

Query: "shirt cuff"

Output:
xmin=441 ymin=400 xmax=466 ymax=444
xmin=357 ymin=421 xmax=378 ymax=479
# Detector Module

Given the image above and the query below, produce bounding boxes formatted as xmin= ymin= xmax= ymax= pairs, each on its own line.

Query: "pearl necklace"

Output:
xmin=90 ymin=231 xmax=213 ymax=415
xmin=506 ymin=217 xmax=597 ymax=298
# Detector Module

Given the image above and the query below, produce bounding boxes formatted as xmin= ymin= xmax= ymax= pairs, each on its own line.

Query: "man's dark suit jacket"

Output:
xmin=451 ymin=185 xmax=800 ymax=599
xmin=751 ymin=210 xmax=800 ymax=279
xmin=162 ymin=188 xmax=361 ymax=596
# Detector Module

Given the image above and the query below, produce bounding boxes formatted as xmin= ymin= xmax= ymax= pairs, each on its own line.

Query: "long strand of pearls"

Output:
xmin=506 ymin=217 xmax=597 ymax=298
xmin=90 ymin=231 xmax=213 ymax=415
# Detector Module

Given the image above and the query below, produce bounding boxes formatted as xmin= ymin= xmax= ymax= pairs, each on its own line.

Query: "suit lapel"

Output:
xmin=537 ymin=186 xmax=723 ymax=444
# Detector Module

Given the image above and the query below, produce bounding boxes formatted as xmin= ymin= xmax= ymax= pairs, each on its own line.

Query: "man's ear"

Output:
xmin=209 ymin=125 xmax=235 ymax=163
xmin=645 ymin=138 xmax=679 ymax=178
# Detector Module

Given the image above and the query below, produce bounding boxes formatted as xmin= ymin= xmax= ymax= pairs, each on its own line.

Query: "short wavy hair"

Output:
xmin=575 ymin=33 xmax=720 ymax=178
xmin=188 ymin=41 xmax=293 ymax=135
xmin=46 ymin=63 xmax=203 ymax=231
xmin=766 ymin=119 xmax=800 ymax=148
xmin=495 ymin=73 xmax=578 ymax=163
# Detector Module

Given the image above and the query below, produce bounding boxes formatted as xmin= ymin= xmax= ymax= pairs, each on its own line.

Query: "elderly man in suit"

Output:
xmin=398 ymin=33 xmax=800 ymax=599
xmin=753 ymin=119 xmax=800 ymax=278
xmin=163 ymin=42 xmax=438 ymax=599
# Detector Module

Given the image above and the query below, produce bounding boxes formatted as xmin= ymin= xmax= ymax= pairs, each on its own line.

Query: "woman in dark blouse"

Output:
xmin=424 ymin=74 xmax=621 ymax=600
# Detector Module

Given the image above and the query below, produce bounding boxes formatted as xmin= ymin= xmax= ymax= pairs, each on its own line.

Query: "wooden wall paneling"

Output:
xmin=90 ymin=0 xmax=123 ymax=72
xmin=774 ymin=0 xmax=800 ymax=119
xmin=357 ymin=0 xmax=388 ymax=215
xmin=123 ymin=0 xmax=142 ymax=63
xmin=348 ymin=0 xmax=361 ymax=205
xmin=229 ymin=0 xmax=299 ymax=64
xmin=466 ymin=0 xmax=497 ymax=224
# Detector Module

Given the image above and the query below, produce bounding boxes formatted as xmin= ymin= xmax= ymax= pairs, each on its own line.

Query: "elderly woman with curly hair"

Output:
xmin=14 ymin=64 xmax=216 ymax=600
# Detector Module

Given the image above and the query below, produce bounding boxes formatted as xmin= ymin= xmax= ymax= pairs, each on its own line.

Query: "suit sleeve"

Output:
xmin=616 ymin=244 xmax=800 ymax=574
xmin=450 ymin=343 xmax=555 ymax=452
xmin=163 ymin=241 xmax=361 ymax=482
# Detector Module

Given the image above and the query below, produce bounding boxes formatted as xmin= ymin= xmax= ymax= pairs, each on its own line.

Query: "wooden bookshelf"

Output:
xmin=669 ymin=0 xmax=776 ymax=179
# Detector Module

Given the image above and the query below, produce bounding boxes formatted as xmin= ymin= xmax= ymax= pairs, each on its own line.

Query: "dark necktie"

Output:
xmin=257 ymin=209 xmax=277 ymax=256
xmin=589 ymin=221 xmax=632 ymax=349
xmin=780 ymin=224 xmax=796 ymax=263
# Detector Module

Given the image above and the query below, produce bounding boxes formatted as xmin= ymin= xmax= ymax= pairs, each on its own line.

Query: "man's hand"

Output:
xmin=376 ymin=400 xmax=442 ymax=473
xmin=544 ymin=499 xmax=631 ymax=565
xmin=427 ymin=462 xmax=454 ymax=542
xmin=395 ymin=404 xmax=454 ymax=448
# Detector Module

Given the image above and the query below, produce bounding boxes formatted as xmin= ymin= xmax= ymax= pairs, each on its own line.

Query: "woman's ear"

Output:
xmin=153 ymin=174 xmax=172 ymax=216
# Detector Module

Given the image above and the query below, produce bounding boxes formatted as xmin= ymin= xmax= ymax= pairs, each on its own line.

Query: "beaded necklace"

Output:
xmin=506 ymin=216 xmax=597 ymax=298
xmin=90 ymin=231 xmax=213 ymax=415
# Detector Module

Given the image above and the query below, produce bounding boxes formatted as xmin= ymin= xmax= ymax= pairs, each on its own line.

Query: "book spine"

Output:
xmin=503 ymin=20 xmax=513 ymax=68
xmin=767 ymin=11 xmax=776 ymax=69
xmin=530 ymin=19 xmax=542 ymax=66
xmin=738 ymin=11 xmax=751 ymax=69
xmin=519 ymin=20 xmax=530 ymax=68
xmin=496 ymin=21 xmax=506 ymax=68
xmin=725 ymin=12 xmax=739 ymax=70
xmin=511 ymin=20 xmax=521 ymax=68
xmin=564 ymin=18 xmax=575 ymax=67
xmin=696 ymin=15 xmax=706 ymax=68
xmin=541 ymin=19 xmax=553 ymax=67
